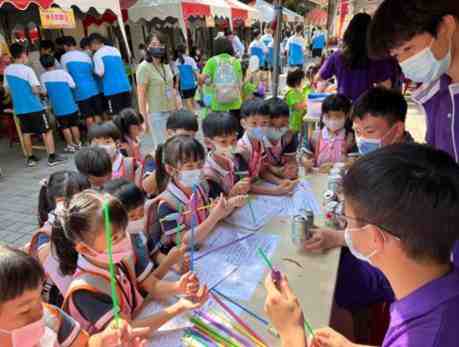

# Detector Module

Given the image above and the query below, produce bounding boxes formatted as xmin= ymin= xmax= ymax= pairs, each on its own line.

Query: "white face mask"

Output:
xmin=0 ymin=318 xmax=45 ymax=347
xmin=267 ymin=127 xmax=289 ymax=141
xmin=344 ymin=228 xmax=378 ymax=264
xmin=178 ymin=169 xmax=202 ymax=188
xmin=98 ymin=144 xmax=117 ymax=159
xmin=400 ymin=39 xmax=452 ymax=83
xmin=85 ymin=234 xmax=132 ymax=264
xmin=324 ymin=118 xmax=346 ymax=132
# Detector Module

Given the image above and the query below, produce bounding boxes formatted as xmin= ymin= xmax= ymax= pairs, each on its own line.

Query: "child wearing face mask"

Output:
xmin=0 ymin=246 xmax=148 ymax=347
xmin=51 ymin=190 xmax=208 ymax=335
xmin=88 ymin=122 xmax=138 ymax=182
xmin=155 ymin=135 xmax=245 ymax=255
xmin=202 ymin=112 xmax=251 ymax=197
xmin=113 ymin=108 xmax=144 ymax=162
xmin=75 ymin=147 xmax=113 ymax=190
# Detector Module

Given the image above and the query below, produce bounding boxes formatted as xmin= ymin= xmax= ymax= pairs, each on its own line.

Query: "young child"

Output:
xmin=303 ymin=94 xmax=353 ymax=170
xmin=263 ymin=97 xmax=299 ymax=180
xmin=284 ymin=68 xmax=311 ymax=134
xmin=238 ymin=99 xmax=296 ymax=196
xmin=113 ymin=108 xmax=144 ymax=162
xmin=175 ymin=45 xmax=199 ymax=112
xmin=0 ymin=246 xmax=147 ymax=347
xmin=75 ymin=147 xmax=113 ymax=190
xmin=40 ymin=54 xmax=82 ymax=153
xmin=51 ymin=190 xmax=208 ymax=334
xmin=155 ymin=135 xmax=245 ymax=255
xmin=142 ymin=109 xmax=199 ymax=197
xmin=87 ymin=122 xmax=137 ymax=182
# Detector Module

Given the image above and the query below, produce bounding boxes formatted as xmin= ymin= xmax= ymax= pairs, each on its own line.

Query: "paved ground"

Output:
xmin=0 ymin=99 xmax=426 ymax=247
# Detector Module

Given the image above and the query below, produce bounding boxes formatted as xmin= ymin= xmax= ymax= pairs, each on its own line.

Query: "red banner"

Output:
xmin=0 ymin=0 xmax=54 ymax=10
xmin=182 ymin=2 xmax=211 ymax=22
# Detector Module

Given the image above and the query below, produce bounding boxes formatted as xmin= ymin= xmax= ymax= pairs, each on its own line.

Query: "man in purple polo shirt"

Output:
xmin=263 ymin=144 xmax=459 ymax=347
xmin=368 ymin=0 xmax=459 ymax=267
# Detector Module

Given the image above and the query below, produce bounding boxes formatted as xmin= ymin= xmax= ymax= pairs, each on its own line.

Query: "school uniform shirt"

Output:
xmin=382 ymin=268 xmax=459 ymax=347
xmin=260 ymin=34 xmax=274 ymax=49
xmin=237 ymin=132 xmax=267 ymax=179
xmin=112 ymin=152 xmax=137 ymax=182
xmin=93 ymin=45 xmax=131 ymax=96
xmin=311 ymin=127 xmax=347 ymax=166
xmin=175 ymin=56 xmax=198 ymax=91
xmin=267 ymin=41 xmax=274 ymax=67
xmin=311 ymin=31 xmax=326 ymax=50
xmin=60 ymin=50 xmax=100 ymax=102
xmin=287 ymin=35 xmax=305 ymax=66
xmin=249 ymin=39 xmax=267 ymax=66
xmin=263 ymin=131 xmax=299 ymax=167
xmin=232 ymin=35 xmax=245 ymax=59
xmin=43 ymin=303 xmax=85 ymax=347
xmin=41 ymin=69 xmax=78 ymax=117
xmin=3 ymin=63 xmax=44 ymax=115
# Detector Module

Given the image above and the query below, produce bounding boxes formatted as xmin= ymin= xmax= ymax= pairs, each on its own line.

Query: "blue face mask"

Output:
xmin=356 ymin=137 xmax=382 ymax=156
xmin=249 ymin=127 xmax=268 ymax=140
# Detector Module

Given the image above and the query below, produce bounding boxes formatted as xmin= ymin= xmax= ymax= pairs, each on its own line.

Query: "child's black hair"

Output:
xmin=267 ymin=97 xmax=290 ymax=119
xmin=344 ymin=143 xmax=459 ymax=264
xmin=87 ymin=121 xmax=121 ymax=143
xmin=10 ymin=43 xmax=25 ymax=60
xmin=0 ymin=246 xmax=45 ymax=305
xmin=322 ymin=94 xmax=352 ymax=115
xmin=256 ymin=99 xmax=272 ymax=117
xmin=113 ymin=108 xmax=143 ymax=140
xmin=75 ymin=147 xmax=112 ymax=178
xmin=39 ymin=40 xmax=54 ymax=52
xmin=103 ymin=178 xmax=145 ymax=212
xmin=62 ymin=36 xmax=77 ymax=47
xmin=40 ymin=54 xmax=56 ymax=69
xmin=240 ymin=98 xmax=263 ymax=119
xmin=166 ymin=109 xmax=198 ymax=132
xmin=175 ymin=44 xmax=187 ymax=64
xmin=51 ymin=190 xmax=128 ymax=275
xmin=156 ymin=135 xmax=205 ymax=191
xmin=286 ymin=69 xmax=305 ymax=88
xmin=202 ymin=112 xmax=240 ymax=139
xmin=87 ymin=33 xmax=106 ymax=46
xmin=80 ymin=37 xmax=89 ymax=50
xmin=38 ymin=171 xmax=90 ymax=227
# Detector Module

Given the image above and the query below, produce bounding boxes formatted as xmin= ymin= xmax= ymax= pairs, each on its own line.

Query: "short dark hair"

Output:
xmin=268 ymin=97 xmax=290 ymax=119
xmin=40 ymin=40 xmax=54 ymax=52
xmin=167 ymin=109 xmax=198 ymax=132
xmin=202 ymin=112 xmax=240 ymax=138
xmin=295 ymin=24 xmax=304 ymax=34
xmin=80 ymin=37 xmax=89 ymax=50
xmin=103 ymin=178 xmax=145 ymax=212
xmin=351 ymin=87 xmax=407 ymax=125
xmin=55 ymin=36 xmax=65 ymax=46
xmin=368 ymin=0 xmax=459 ymax=58
xmin=87 ymin=33 xmax=105 ymax=45
xmin=214 ymin=38 xmax=234 ymax=56
xmin=286 ymin=68 xmax=305 ymax=88
xmin=40 ymin=54 xmax=55 ymax=69
xmin=253 ymin=29 xmax=261 ymax=37
xmin=62 ymin=36 xmax=76 ymax=47
xmin=322 ymin=94 xmax=352 ymax=115
xmin=257 ymin=99 xmax=272 ymax=117
xmin=10 ymin=43 xmax=25 ymax=59
xmin=75 ymin=147 xmax=112 ymax=178
xmin=241 ymin=98 xmax=263 ymax=119
xmin=0 ymin=246 xmax=45 ymax=306
xmin=343 ymin=143 xmax=459 ymax=264
xmin=87 ymin=122 xmax=121 ymax=142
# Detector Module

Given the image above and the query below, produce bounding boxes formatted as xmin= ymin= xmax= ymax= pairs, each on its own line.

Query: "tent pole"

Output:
xmin=272 ymin=0 xmax=283 ymax=98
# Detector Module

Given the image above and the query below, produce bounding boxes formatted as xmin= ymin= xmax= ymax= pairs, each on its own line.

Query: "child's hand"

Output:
xmin=228 ymin=195 xmax=248 ymax=209
xmin=311 ymin=327 xmax=352 ymax=347
xmin=97 ymin=319 xmax=149 ymax=346
xmin=275 ymin=180 xmax=297 ymax=195
xmin=177 ymin=272 xmax=200 ymax=296
xmin=283 ymin=163 xmax=299 ymax=180
xmin=231 ymin=178 xmax=251 ymax=196
xmin=209 ymin=194 xmax=229 ymax=221
xmin=177 ymin=285 xmax=209 ymax=312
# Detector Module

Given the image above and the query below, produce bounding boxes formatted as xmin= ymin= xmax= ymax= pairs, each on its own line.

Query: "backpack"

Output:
xmin=214 ymin=56 xmax=241 ymax=104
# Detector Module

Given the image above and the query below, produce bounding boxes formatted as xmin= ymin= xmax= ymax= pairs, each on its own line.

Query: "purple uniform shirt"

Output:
xmin=319 ymin=51 xmax=397 ymax=102
xmin=412 ymin=75 xmax=459 ymax=267
xmin=383 ymin=268 xmax=459 ymax=347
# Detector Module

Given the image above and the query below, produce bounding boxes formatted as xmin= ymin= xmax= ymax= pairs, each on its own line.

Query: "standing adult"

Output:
xmin=136 ymin=32 xmax=176 ymax=148
xmin=315 ymin=13 xmax=396 ymax=102
xmin=88 ymin=33 xmax=131 ymax=115
xmin=368 ymin=0 xmax=459 ymax=266
xmin=286 ymin=24 xmax=306 ymax=70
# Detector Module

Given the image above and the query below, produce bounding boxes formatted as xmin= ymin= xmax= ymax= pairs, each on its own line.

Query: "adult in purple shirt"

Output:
xmin=368 ymin=0 xmax=459 ymax=267
xmin=262 ymin=144 xmax=459 ymax=347
xmin=314 ymin=13 xmax=396 ymax=102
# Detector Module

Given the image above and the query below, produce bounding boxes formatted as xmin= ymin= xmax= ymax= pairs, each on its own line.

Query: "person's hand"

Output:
xmin=278 ymin=179 xmax=298 ymax=195
xmin=283 ymin=163 xmax=299 ymax=180
xmin=319 ymin=162 xmax=334 ymax=174
xmin=228 ymin=194 xmax=248 ymax=209
xmin=311 ymin=327 xmax=352 ymax=347
xmin=177 ymin=272 xmax=200 ymax=296
xmin=177 ymin=285 xmax=210 ymax=311
xmin=303 ymin=228 xmax=344 ymax=253
xmin=264 ymin=274 xmax=305 ymax=339
xmin=168 ymin=245 xmax=190 ymax=274
xmin=209 ymin=194 xmax=229 ymax=221
xmin=230 ymin=178 xmax=251 ymax=196
xmin=97 ymin=319 xmax=148 ymax=346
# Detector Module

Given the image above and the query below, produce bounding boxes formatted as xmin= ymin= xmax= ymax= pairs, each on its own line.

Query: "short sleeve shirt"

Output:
xmin=40 ymin=69 xmax=78 ymax=116
xmin=175 ymin=56 xmax=198 ymax=91
xmin=284 ymin=86 xmax=311 ymax=132
xmin=93 ymin=45 xmax=131 ymax=96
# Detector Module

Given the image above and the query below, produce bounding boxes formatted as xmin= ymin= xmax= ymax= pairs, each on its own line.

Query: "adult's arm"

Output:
xmin=314 ymin=51 xmax=337 ymax=85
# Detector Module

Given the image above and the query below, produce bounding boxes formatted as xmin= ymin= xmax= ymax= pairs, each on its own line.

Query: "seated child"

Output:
xmin=51 ymin=190 xmax=208 ymax=334
xmin=113 ymin=108 xmax=144 ymax=161
xmin=238 ymin=99 xmax=296 ymax=196
xmin=87 ymin=122 xmax=137 ymax=182
xmin=40 ymin=54 xmax=81 ymax=153
xmin=263 ymin=97 xmax=299 ymax=180
xmin=142 ymin=109 xmax=199 ymax=197
xmin=303 ymin=94 xmax=354 ymax=171
xmin=155 ymin=135 xmax=245 ymax=255
xmin=0 ymin=245 xmax=147 ymax=347
xmin=284 ymin=68 xmax=311 ymax=134
xmin=202 ymin=112 xmax=251 ymax=198
xmin=75 ymin=147 xmax=112 ymax=190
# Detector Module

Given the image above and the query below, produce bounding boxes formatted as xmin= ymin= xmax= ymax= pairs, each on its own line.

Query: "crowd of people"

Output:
xmin=0 ymin=0 xmax=459 ymax=346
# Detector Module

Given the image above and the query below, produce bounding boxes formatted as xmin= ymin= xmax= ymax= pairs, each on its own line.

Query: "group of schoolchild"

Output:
xmin=3 ymin=33 xmax=131 ymax=167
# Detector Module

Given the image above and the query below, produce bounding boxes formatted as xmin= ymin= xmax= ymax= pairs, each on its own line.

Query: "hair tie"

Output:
xmin=40 ymin=179 xmax=49 ymax=188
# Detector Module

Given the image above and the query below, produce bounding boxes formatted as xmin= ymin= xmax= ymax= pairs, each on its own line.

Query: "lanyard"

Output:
xmin=152 ymin=62 xmax=168 ymax=83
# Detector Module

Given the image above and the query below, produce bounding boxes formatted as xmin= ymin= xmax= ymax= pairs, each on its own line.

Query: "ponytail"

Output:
xmin=51 ymin=213 xmax=78 ymax=276
xmin=155 ymin=144 xmax=169 ymax=193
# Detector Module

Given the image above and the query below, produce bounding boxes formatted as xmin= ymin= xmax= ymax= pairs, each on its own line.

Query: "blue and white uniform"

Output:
xmin=260 ymin=34 xmax=273 ymax=49
xmin=175 ymin=55 xmax=198 ymax=91
xmin=249 ymin=39 xmax=267 ymax=67
xmin=287 ymin=35 xmax=306 ymax=67
xmin=60 ymin=50 xmax=99 ymax=102
xmin=93 ymin=45 xmax=131 ymax=97
xmin=3 ymin=63 xmax=43 ymax=115
xmin=40 ymin=69 xmax=78 ymax=117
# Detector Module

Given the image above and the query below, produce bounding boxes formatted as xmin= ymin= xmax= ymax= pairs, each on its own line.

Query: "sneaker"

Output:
xmin=64 ymin=145 xmax=76 ymax=153
xmin=26 ymin=156 xmax=38 ymax=167
xmin=29 ymin=155 xmax=40 ymax=162
xmin=48 ymin=154 xmax=67 ymax=167
xmin=73 ymin=143 xmax=83 ymax=151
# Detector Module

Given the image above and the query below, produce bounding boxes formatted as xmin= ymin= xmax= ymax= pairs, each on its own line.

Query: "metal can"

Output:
xmin=328 ymin=174 xmax=343 ymax=193
xmin=305 ymin=209 xmax=314 ymax=229
xmin=291 ymin=215 xmax=312 ymax=248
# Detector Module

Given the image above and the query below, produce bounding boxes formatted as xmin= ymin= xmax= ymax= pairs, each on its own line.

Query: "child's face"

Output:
xmin=88 ymin=174 xmax=112 ymax=190
xmin=128 ymin=206 xmax=145 ymax=222
xmin=271 ymin=116 xmax=289 ymax=129
xmin=241 ymin=115 xmax=270 ymax=130
xmin=325 ymin=111 xmax=346 ymax=122
xmin=129 ymin=124 xmax=143 ymax=139
xmin=0 ymin=287 xmax=43 ymax=333
xmin=91 ymin=137 xmax=116 ymax=146
xmin=78 ymin=224 xmax=127 ymax=255
xmin=166 ymin=129 xmax=196 ymax=138
xmin=353 ymin=114 xmax=403 ymax=145
xmin=211 ymin=133 xmax=238 ymax=148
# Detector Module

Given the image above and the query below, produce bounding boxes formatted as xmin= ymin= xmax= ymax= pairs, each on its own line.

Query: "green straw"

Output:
xmin=303 ymin=319 xmax=315 ymax=338
xmin=257 ymin=247 xmax=274 ymax=271
xmin=190 ymin=316 xmax=238 ymax=347
xmin=103 ymin=199 xmax=121 ymax=327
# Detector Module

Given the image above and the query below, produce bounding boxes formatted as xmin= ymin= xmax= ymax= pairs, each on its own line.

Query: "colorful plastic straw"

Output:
xmin=190 ymin=186 xmax=198 ymax=272
xmin=176 ymin=205 xmax=183 ymax=246
xmin=247 ymin=196 xmax=256 ymax=224
xmin=191 ymin=316 xmax=238 ymax=347
xmin=102 ymin=199 xmax=121 ymax=327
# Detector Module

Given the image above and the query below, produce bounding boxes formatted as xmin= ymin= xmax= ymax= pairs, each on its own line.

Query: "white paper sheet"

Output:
xmin=147 ymin=330 xmax=184 ymax=347
xmin=285 ymin=179 xmax=321 ymax=216
xmin=137 ymin=298 xmax=192 ymax=332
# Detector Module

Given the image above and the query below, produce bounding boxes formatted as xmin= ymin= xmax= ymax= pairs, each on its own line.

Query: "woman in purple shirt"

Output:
xmin=263 ymin=144 xmax=459 ymax=347
xmin=315 ymin=13 xmax=396 ymax=102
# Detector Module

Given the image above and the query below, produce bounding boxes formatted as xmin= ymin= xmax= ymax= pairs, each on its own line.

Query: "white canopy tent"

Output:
xmin=254 ymin=0 xmax=303 ymax=24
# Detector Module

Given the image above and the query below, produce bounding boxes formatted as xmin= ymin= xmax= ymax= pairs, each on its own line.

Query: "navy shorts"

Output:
xmin=18 ymin=111 xmax=50 ymax=135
